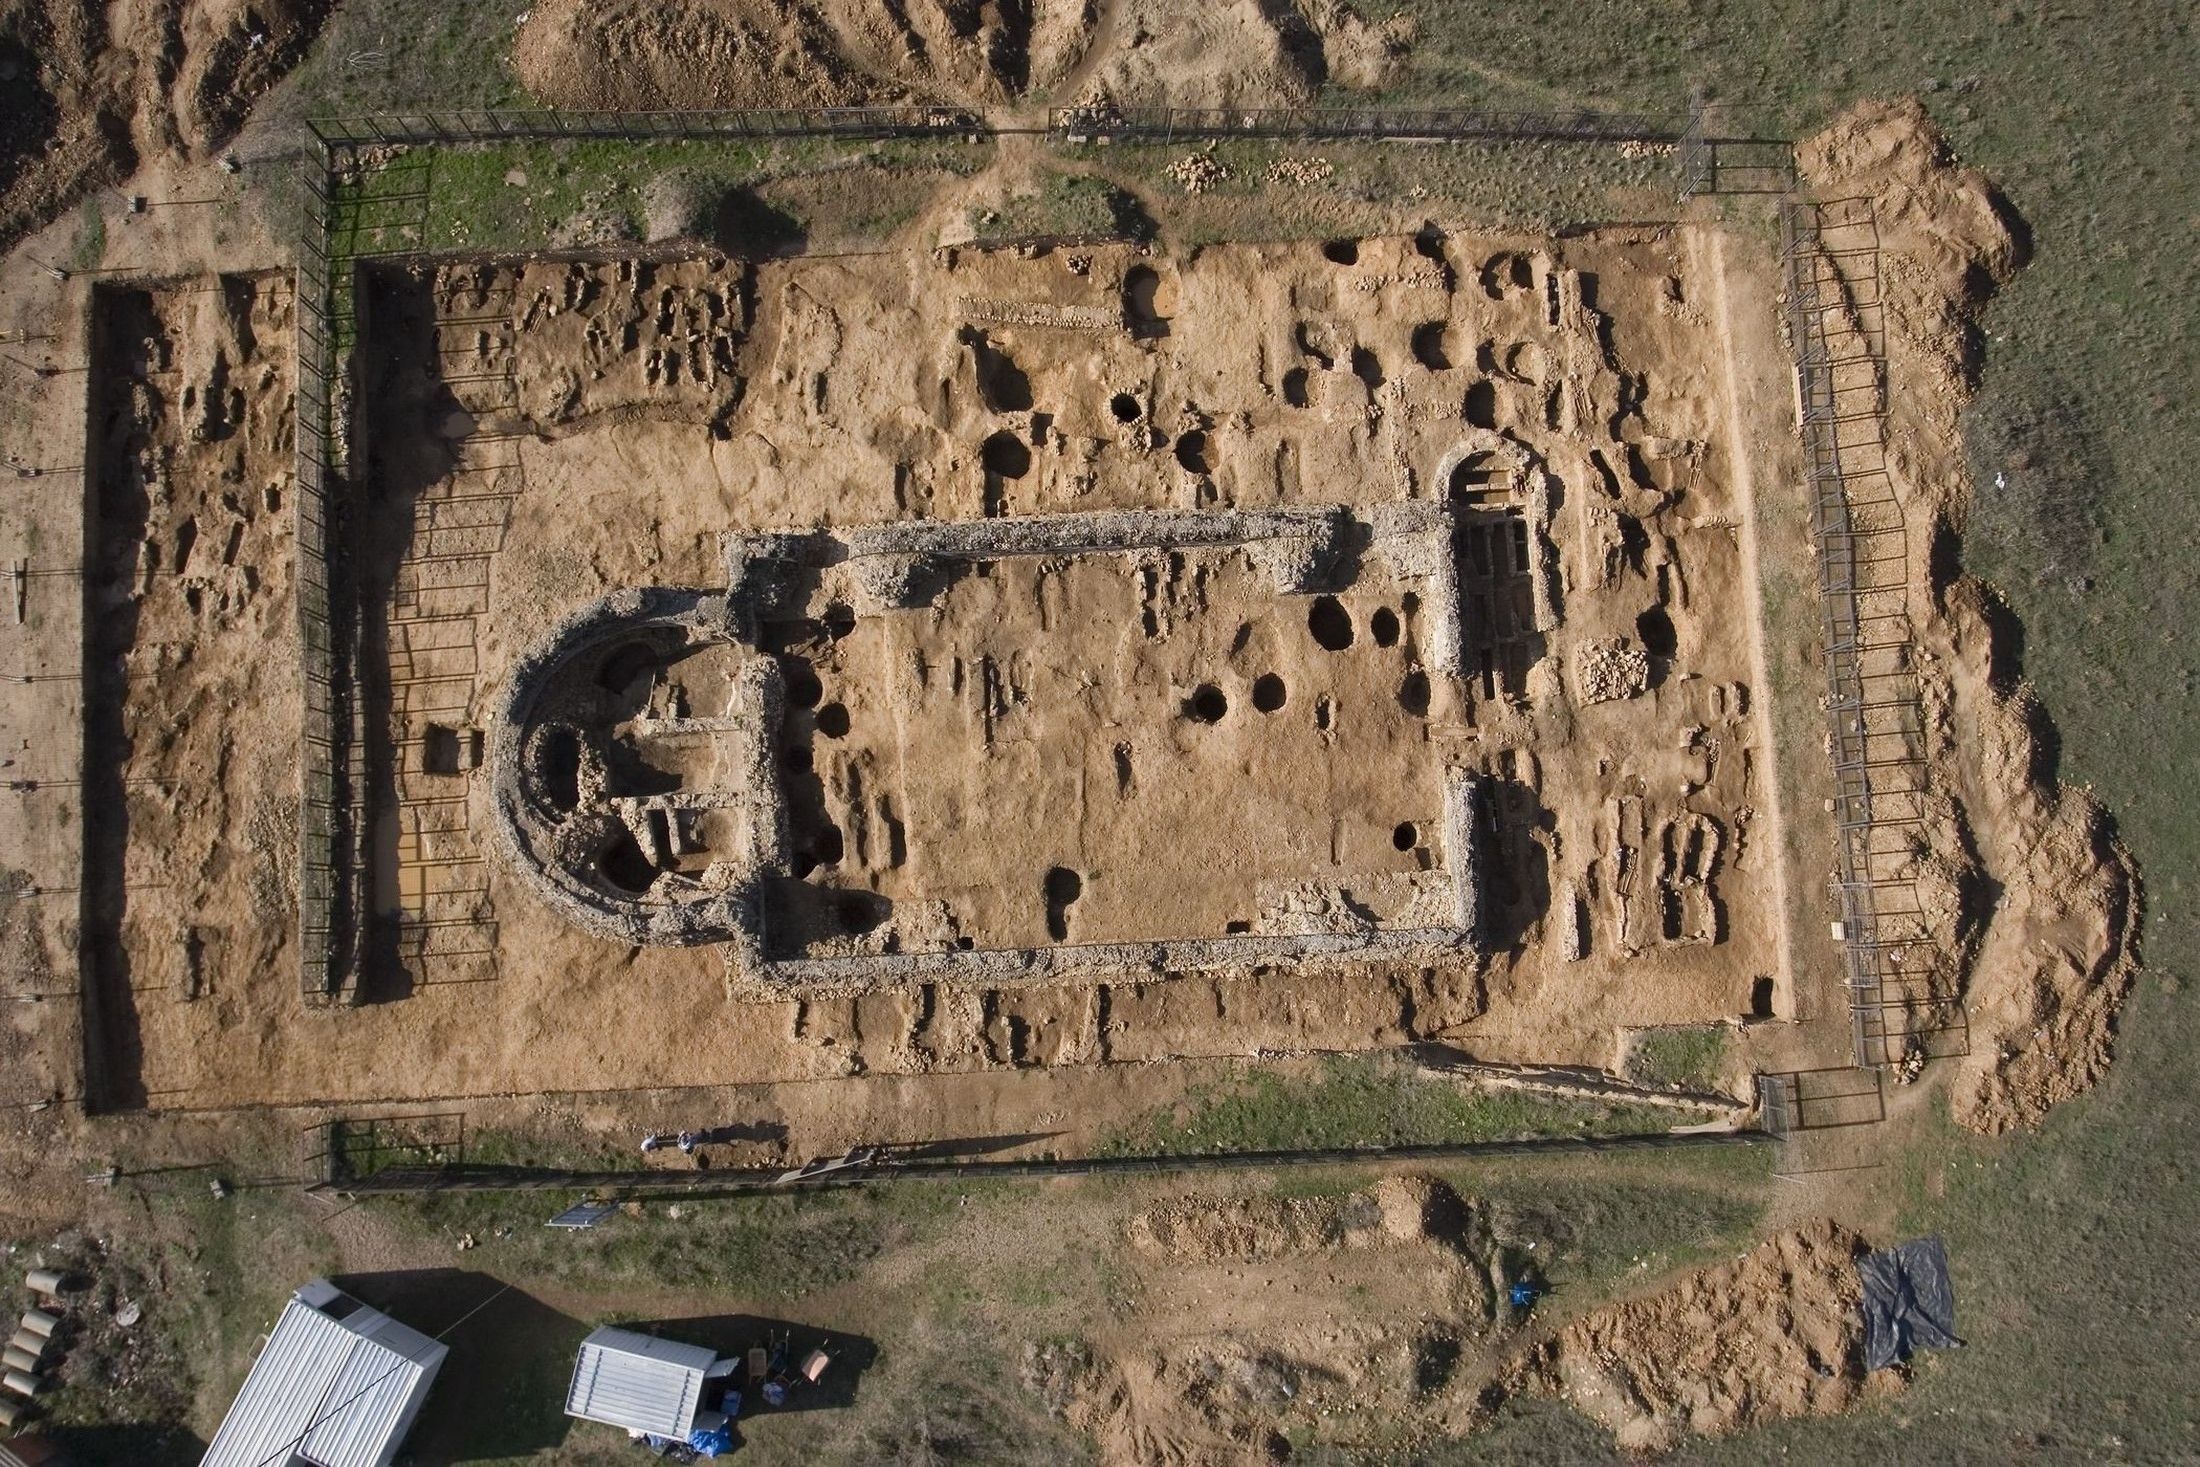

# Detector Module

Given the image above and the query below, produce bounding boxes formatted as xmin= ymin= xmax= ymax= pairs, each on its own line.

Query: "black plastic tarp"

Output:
xmin=1858 ymin=1235 xmax=1961 ymax=1371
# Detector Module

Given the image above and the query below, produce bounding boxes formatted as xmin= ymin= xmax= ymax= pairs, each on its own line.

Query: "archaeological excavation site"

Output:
xmin=16 ymin=93 xmax=2129 ymax=1144
xmin=62 ymin=215 xmax=1813 ymax=1111
xmin=0 ymin=2 xmax=2163 ymax=1455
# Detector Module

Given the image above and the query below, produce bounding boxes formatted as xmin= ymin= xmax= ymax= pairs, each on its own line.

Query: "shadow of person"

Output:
xmin=696 ymin=1120 xmax=791 ymax=1147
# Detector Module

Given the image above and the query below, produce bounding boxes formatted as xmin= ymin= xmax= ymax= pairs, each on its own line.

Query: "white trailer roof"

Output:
xmin=202 ymin=1280 xmax=448 ymax=1467
xmin=565 ymin=1326 xmax=719 ymax=1438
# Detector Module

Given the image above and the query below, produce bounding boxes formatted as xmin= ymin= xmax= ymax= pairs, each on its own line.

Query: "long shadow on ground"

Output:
xmin=331 ymin=1268 xmax=583 ymax=1463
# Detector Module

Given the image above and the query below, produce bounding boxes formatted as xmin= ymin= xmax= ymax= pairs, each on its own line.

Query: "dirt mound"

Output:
xmin=1131 ymin=1191 xmax=1382 ymax=1260
xmin=167 ymin=0 xmax=331 ymax=158
xmin=1498 ymin=1220 xmax=1876 ymax=1453
xmin=513 ymin=0 xmax=1409 ymax=113
xmin=1084 ymin=0 xmax=1411 ymax=110
xmin=0 ymin=0 xmax=325 ymax=249
xmin=1303 ymin=0 xmax=1416 ymax=89
xmin=1939 ymin=583 xmax=2139 ymax=1133
xmin=1799 ymin=99 xmax=2141 ymax=1131
xmin=1063 ymin=1339 xmax=1334 ymax=1464
xmin=1799 ymin=97 xmax=2023 ymax=293
xmin=1128 ymin=1174 xmax=1474 ymax=1261
xmin=513 ymin=0 xmax=868 ymax=111
xmin=514 ymin=0 xmax=1097 ymax=110
xmin=823 ymin=0 xmax=1098 ymax=102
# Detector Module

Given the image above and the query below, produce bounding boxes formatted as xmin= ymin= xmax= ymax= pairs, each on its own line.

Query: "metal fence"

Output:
xmin=1051 ymin=103 xmax=1687 ymax=145
xmin=295 ymin=145 xmax=346 ymax=1004
xmin=302 ymin=1112 xmax=469 ymax=1184
xmin=296 ymin=131 xmax=418 ymax=1003
xmin=1780 ymin=195 xmax=1966 ymax=1070
xmin=307 ymin=1127 xmax=1770 ymax=1197
xmin=297 ymin=102 xmax=1720 ymax=155
xmin=1676 ymin=95 xmax=1714 ymax=200
xmin=304 ymin=106 xmax=1009 ymax=150
xmin=1756 ymin=1066 xmax=1886 ymax=1137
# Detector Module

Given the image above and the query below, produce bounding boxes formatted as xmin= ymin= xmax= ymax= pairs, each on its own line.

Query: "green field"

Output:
xmin=1098 ymin=1053 xmax=1704 ymax=1155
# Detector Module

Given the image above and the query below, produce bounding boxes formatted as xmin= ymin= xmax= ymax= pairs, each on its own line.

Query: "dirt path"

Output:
xmin=1053 ymin=0 xmax=1125 ymax=103
xmin=1703 ymin=211 xmax=1823 ymax=1038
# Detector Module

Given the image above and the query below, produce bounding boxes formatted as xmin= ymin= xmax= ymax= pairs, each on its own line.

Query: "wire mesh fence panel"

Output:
xmin=1677 ymin=98 xmax=1714 ymax=200
xmin=1781 ymin=195 xmax=1955 ymax=1071
xmin=310 ymin=1127 xmax=1772 ymax=1196
xmin=1051 ymin=104 xmax=1686 ymax=144
xmin=295 ymin=140 xmax=344 ymax=1004
xmin=301 ymin=1112 xmax=469 ymax=1183
xmin=1755 ymin=1067 xmax=1884 ymax=1134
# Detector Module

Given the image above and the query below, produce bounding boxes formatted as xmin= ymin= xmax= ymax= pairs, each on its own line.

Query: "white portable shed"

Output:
xmin=565 ymin=1327 xmax=722 ymax=1438
xmin=202 ymin=1279 xmax=448 ymax=1467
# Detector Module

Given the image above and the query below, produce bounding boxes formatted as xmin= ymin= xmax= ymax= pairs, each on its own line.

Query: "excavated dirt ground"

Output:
xmin=1492 ymin=1218 xmax=1888 ymax=1453
xmin=0 ymin=0 xmax=326 ymax=250
xmin=1027 ymin=1186 xmax=1898 ymax=1463
xmin=76 ymin=274 xmax=300 ymax=1111
xmin=30 ymin=115 xmax=2137 ymax=1131
xmin=54 ymin=220 xmax=1807 ymax=1110
xmin=772 ymin=547 xmax=1449 ymax=952
xmin=1043 ymin=1175 xmax=1503 ymax=1463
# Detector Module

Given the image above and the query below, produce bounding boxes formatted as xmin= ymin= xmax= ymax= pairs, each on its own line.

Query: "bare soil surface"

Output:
xmin=1052 ymin=1175 xmax=1499 ymax=1463
xmin=1494 ymin=1218 xmax=1888 ymax=1453
xmin=511 ymin=0 xmax=1407 ymax=112
xmin=78 ymin=274 xmax=299 ymax=1111
xmin=46 ymin=219 xmax=1802 ymax=1113
xmin=0 ymin=0 xmax=326 ymax=249
xmin=1082 ymin=0 xmax=1413 ymax=111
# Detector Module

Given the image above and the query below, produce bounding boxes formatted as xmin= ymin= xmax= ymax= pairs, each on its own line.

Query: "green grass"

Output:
xmin=1075 ymin=137 xmax=1675 ymax=243
xmin=243 ymin=2 xmax=531 ymax=136
xmin=370 ymin=1170 xmax=957 ymax=1307
xmin=330 ymin=137 xmax=990 ymax=259
xmin=1099 ymin=1054 xmax=1700 ymax=1156
xmin=67 ymin=195 xmax=105 ymax=272
xmin=1627 ymin=1026 xmax=1730 ymax=1091
xmin=28 ymin=1183 xmax=340 ymax=1463
xmin=768 ymin=1310 xmax=1096 ymax=1467
xmin=969 ymin=168 xmax=1153 ymax=243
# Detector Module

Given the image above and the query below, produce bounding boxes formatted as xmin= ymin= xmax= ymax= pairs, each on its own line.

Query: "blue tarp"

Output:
xmin=687 ymin=1422 xmax=735 ymax=1457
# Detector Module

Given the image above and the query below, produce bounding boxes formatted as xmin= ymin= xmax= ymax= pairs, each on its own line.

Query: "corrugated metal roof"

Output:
xmin=201 ymin=1281 xmax=448 ymax=1467
xmin=565 ymin=1327 xmax=716 ymax=1437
